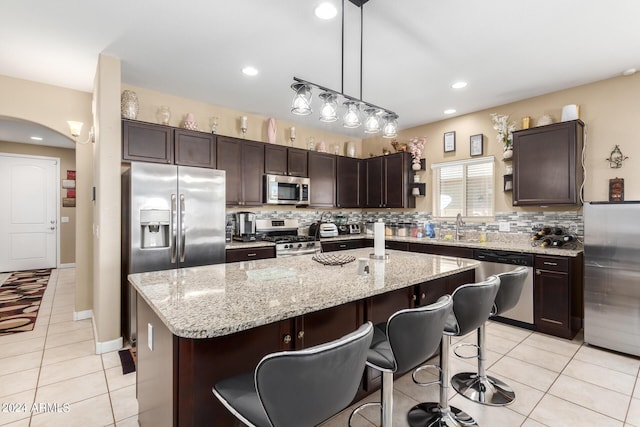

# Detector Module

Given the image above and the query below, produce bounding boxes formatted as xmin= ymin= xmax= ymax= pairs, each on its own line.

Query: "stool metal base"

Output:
xmin=451 ymin=372 xmax=515 ymax=406
xmin=407 ymin=402 xmax=478 ymax=427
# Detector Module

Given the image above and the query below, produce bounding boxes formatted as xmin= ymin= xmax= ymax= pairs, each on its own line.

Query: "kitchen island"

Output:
xmin=129 ymin=248 xmax=478 ymax=426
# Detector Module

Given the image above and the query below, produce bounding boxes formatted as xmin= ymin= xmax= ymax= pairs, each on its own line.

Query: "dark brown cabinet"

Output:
xmin=533 ymin=254 xmax=583 ymax=339
xmin=174 ymin=129 xmax=216 ymax=168
xmin=415 ymin=269 xmax=475 ymax=306
xmin=308 ymin=152 xmax=336 ymax=207
xmin=321 ymin=239 xmax=367 ymax=252
xmin=512 ymin=120 xmax=584 ymax=206
xmin=217 ymin=136 xmax=264 ymax=206
xmin=122 ymin=119 xmax=173 ymax=164
xmin=336 ymin=156 xmax=362 ymax=208
xmin=364 ymin=152 xmax=414 ymax=208
xmin=408 ymin=242 xmax=474 ymax=259
xmin=225 ymin=246 xmax=275 ymax=263
xmin=264 ymin=146 xmax=308 ymax=177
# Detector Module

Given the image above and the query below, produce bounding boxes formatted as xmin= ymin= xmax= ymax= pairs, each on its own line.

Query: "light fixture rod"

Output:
xmin=341 ymin=0 xmax=344 ymax=94
xmin=360 ymin=1 xmax=363 ymax=100
xmin=292 ymin=76 xmax=396 ymax=116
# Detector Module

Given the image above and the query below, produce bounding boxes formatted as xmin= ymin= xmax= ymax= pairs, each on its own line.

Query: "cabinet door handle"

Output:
xmin=536 ymin=270 xmax=541 ymax=275
xmin=297 ymin=330 xmax=305 ymax=339
xmin=541 ymin=318 xmax=563 ymax=325
xmin=283 ymin=334 xmax=292 ymax=344
xmin=543 ymin=261 xmax=558 ymax=266
xmin=246 ymin=253 xmax=257 ymax=257
xmin=339 ymin=244 xmax=346 ymax=248
xmin=412 ymin=295 xmax=417 ymax=301
xmin=421 ymin=293 xmax=426 ymax=300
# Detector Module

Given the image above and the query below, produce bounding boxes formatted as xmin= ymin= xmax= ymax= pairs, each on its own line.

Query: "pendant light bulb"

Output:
xmin=343 ymin=101 xmax=361 ymax=128
xmin=382 ymin=114 xmax=398 ymax=138
xmin=363 ymin=108 xmax=381 ymax=133
xmin=319 ymin=92 xmax=338 ymax=122
xmin=291 ymin=83 xmax=313 ymax=116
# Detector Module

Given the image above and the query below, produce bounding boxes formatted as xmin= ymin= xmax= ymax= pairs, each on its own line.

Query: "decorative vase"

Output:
xmin=412 ymin=187 xmax=421 ymax=196
xmin=346 ymin=141 xmax=356 ymax=158
xmin=317 ymin=140 xmax=327 ymax=152
xmin=183 ymin=113 xmax=198 ymax=130
xmin=503 ymin=148 xmax=513 ymax=160
xmin=413 ymin=174 xmax=420 ymax=183
xmin=412 ymin=162 xmax=421 ymax=171
xmin=267 ymin=118 xmax=277 ymax=144
xmin=121 ymin=90 xmax=139 ymax=119
xmin=157 ymin=106 xmax=171 ymax=125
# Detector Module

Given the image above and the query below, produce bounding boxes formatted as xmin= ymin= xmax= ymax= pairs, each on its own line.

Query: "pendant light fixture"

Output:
xmin=290 ymin=0 xmax=397 ymax=133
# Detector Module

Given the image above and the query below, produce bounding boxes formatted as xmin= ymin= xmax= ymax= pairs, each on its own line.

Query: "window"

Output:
xmin=431 ymin=156 xmax=494 ymax=217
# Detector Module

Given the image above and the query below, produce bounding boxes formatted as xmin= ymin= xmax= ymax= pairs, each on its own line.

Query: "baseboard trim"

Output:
xmin=95 ymin=335 xmax=124 ymax=354
xmin=59 ymin=263 xmax=76 ymax=269
xmin=73 ymin=309 xmax=93 ymax=321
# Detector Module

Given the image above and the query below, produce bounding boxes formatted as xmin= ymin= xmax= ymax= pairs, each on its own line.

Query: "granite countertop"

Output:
xmin=319 ymin=234 xmax=583 ymax=257
xmin=225 ymin=240 xmax=275 ymax=250
xmin=129 ymin=248 xmax=478 ymax=339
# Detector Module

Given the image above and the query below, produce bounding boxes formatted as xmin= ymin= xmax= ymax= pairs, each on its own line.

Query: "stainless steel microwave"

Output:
xmin=263 ymin=174 xmax=310 ymax=206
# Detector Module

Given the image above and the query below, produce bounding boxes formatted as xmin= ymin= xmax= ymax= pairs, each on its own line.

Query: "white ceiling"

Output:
xmin=1 ymin=0 xmax=639 ymax=143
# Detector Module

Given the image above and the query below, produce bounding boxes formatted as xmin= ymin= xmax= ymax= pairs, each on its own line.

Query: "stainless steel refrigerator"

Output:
xmin=122 ymin=162 xmax=226 ymax=344
xmin=584 ymin=201 xmax=640 ymax=356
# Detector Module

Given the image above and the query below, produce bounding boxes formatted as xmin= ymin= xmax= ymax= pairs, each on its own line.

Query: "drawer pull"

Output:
xmin=541 ymin=318 xmax=563 ymax=325
xmin=246 ymin=253 xmax=257 ymax=257
xmin=543 ymin=261 xmax=558 ymax=266
xmin=297 ymin=331 xmax=305 ymax=339
xmin=283 ymin=334 xmax=292 ymax=344
xmin=339 ymin=244 xmax=347 ymax=248
xmin=421 ymin=293 xmax=426 ymax=300
xmin=412 ymin=295 xmax=417 ymax=301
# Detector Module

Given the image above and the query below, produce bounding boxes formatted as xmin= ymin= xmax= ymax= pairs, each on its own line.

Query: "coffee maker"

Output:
xmin=234 ymin=212 xmax=257 ymax=241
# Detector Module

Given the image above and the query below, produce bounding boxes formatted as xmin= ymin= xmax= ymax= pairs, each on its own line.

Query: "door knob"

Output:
xmin=50 ymin=226 xmax=55 ymax=230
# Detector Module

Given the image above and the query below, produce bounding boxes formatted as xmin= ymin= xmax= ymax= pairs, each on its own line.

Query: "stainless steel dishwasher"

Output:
xmin=473 ymin=249 xmax=534 ymax=327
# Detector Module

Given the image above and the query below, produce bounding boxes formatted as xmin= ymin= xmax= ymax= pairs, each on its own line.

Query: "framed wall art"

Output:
xmin=444 ymin=131 xmax=456 ymax=153
xmin=470 ymin=134 xmax=483 ymax=156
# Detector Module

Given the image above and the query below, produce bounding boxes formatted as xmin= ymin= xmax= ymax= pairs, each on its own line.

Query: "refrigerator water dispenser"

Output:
xmin=140 ymin=209 xmax=170 ymax=248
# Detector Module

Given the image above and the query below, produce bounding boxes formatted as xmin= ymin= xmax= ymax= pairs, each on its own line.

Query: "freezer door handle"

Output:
xmin=179 ymin=194 xmax=186 ymax=262
xmin=171 ymin=194 xmax=177 ymax=263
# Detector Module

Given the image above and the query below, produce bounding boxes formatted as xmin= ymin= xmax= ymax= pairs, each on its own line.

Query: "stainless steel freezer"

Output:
xmin=122 ymin=162 xmax=226 ymax=344
xmin=584 ymin=201 xmax=640 ymax=356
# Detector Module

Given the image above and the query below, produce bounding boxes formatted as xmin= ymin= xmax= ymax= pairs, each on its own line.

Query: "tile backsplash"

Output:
xmin=226 ymin=209 xmax=583 ymax=238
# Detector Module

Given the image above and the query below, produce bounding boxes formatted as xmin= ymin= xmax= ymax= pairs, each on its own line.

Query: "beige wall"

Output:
xmin=92 ymin=54 xmax=122 ymax=349
xmin=122 ymin=84 xmax=364 ymax=157
xmin=0 ymin=141 xmax=76 ymax=264
xmin=366 ymin=73 xmax=640 ymax=214
xmin=0 ymin=74 xmax=94 ymax=315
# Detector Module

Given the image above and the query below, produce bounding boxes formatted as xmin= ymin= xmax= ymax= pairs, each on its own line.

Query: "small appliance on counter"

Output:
xmin=334 ymin=214 xmax=350 ymax=235
xmin=309 ymin=222 xmax=339 ymax=238
xmin=347 ymin=223 xmax=361 ymax=234
xmin=234 ymin=211 xmax=257 ymax=241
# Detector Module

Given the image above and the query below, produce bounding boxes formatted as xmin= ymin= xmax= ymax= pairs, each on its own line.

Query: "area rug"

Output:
xmin=0 ymin=269 xmax=51 ymax=336
xmin=118 ymin=348 xmax=137 ymax=375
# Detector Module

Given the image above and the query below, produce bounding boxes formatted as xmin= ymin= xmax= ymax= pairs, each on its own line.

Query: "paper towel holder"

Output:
xmin=369 ymin=253 xmax=390 ymax=260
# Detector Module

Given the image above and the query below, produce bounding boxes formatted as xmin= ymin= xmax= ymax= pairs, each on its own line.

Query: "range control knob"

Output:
xmin=298 ymin=243 xmax=303 ymax=248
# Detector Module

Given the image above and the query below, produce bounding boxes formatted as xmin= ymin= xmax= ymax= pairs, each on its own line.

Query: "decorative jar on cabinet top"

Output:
xmin=121 ymin=90 xmax=139 ymax=119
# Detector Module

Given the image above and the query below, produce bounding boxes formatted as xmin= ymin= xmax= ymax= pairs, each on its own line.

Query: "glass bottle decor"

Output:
xmin=121 ymin=90 xmax=139 ymax=120
xmin=157 ymin=106 xmax=171 ymax=125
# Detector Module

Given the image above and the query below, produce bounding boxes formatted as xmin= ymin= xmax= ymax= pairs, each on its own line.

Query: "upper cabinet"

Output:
xmin=122 ymin=119 xmax=173 ymax=164
xmin=217 ymin=136 xmax=264 ymax=206
xmin=364 ymin=152 xmax=414 ymax=208
xmin=512 ymin=120 xmax=584 ymax=206
xmin=308 ymin=152 xmax=336 ymax=208
xmin=336 ymin=156 xmax=362 ymax=208
xmin=264 ymin=145 xmax=308 ymax=177
xmin=122 ymin=119 xmax=215 ymax=168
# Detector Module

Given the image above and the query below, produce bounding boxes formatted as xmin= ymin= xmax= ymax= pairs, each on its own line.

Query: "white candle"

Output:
xmin=241 ymin=116 xmax=247 ymax=129
xmin=374 ymin=221 xmax=385 ymax=257
xmin=290 ymin=126 xmax=296 ymax=139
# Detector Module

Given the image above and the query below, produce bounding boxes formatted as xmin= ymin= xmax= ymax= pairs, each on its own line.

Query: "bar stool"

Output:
xmin=451 ymin=266 xmax=529 ymax=406
xmin=212 ymin=322 xmax=373 ymax=427
xmin=407 ymin=276 xmax=500 ymax=427
xmin=350 ymin=296 xmax=453 ymax=427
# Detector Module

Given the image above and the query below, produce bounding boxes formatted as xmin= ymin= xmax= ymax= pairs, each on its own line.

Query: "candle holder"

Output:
xmin=210 ymin=116 xmax=219 ymax=134
xmin=289 ymin=135 xmax=296 ymax=146
xmin=289 ymin=127 xmax=296 ymax=147
xmin=240 ymin=116 xmax=247 ymax=138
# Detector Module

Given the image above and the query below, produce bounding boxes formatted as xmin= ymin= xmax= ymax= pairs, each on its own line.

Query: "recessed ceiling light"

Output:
xmin=242 ymin=66 xmax=259 ymax=76
xmin=315 ymin=2 xmax=337 ymax=20
xmin=30 ymin=136 xmax=43 ymax=141
xmin=451 ymin=81 xmax=467 ymax=89
xmin=444 ymin=109 xmax=456 ymax=115
xmin=622 ymin=68 xmax=636 ymax=76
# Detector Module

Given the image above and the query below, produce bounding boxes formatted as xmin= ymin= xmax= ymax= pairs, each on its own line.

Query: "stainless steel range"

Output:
xmin=256 ymin=219 xmax=320 ymax=257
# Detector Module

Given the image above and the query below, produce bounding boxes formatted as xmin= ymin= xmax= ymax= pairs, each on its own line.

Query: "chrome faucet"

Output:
xmin=455 ymin=213 xmax=465 ymax=241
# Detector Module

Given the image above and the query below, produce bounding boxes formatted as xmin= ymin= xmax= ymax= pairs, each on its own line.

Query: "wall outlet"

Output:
xmin=61 ymin=216 xmax=69 ymax=223
xmin=498 ymin=222 xmax=511 ymax=232
xmin=148 ymin=323 xmax=154 ymax=351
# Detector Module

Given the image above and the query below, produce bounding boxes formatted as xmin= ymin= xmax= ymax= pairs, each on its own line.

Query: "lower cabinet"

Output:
xmin=321 ymin=239 xmax=367 ymax=252
xmin=408 ymin=242 xmax=474 ymax=259
xmin=225 ymin=246 xmax=275 ymax=263
xmin=533 ymin=253 xmax=583 ymax=339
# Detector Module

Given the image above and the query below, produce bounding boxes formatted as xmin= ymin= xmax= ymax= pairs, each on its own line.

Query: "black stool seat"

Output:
xmin=213 ymin=322 xmax=374 ymax=427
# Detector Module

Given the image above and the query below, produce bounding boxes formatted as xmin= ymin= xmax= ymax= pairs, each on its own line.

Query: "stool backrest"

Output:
xmin=450 ymin=276 xmax=500 ymax=336
xmin=387 ymin=295 xmax=453 ymax=374
xmin=494 ymin=266 xmax=529 ymax=316
xmin=255 ymin=322 xmax=374 ymax=427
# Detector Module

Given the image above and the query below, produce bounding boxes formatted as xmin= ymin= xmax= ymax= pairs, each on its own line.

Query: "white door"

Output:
xmin=0 ymin=154 xmax=58 ymax=272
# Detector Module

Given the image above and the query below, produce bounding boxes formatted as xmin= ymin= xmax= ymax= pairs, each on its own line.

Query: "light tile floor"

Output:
xmin=1 ymin=269 xmax=639 ymax=426
xmin=0 ymin=269 xmax=137 ymax=427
